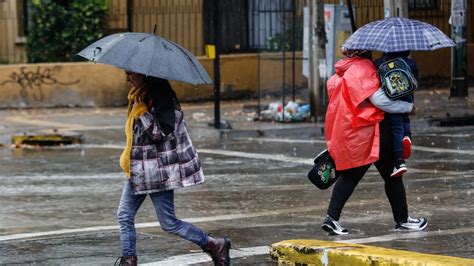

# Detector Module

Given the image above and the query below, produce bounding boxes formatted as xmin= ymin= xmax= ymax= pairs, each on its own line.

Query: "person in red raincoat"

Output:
xmin=321 ymin=48 xmax=428 ymax=235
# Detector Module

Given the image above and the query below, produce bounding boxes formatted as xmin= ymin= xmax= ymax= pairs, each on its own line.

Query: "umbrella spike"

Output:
xmin=153 ymin=24 xmax=157 ymax=34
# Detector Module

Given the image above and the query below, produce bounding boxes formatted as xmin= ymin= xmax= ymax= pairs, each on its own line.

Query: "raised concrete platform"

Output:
xmin=270 ymin=239 xmax=474 ymax=265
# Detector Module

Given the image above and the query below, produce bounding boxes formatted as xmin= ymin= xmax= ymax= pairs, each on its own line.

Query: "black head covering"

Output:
xmin=144 ymin=77 xmax=180 ymax=134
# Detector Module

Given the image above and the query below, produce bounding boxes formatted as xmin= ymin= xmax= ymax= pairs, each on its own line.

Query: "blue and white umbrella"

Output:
xmin=342 ymin=17 xmax=455 ymax=52
xmin=77 ymin=32 xmax=212 ymax=85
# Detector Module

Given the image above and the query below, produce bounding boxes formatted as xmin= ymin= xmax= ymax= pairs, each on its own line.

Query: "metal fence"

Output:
xmin=248 ymin=0 xmax=303 ymax=120
xmin=203 ymin=0 xmax=249 ymax=53
xmin=107 ymin=0 xmax=204 ymax=56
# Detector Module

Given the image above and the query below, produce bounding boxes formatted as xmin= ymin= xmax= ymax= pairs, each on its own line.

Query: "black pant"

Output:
xmin=326 ymin=119 xmax=408 ymax=224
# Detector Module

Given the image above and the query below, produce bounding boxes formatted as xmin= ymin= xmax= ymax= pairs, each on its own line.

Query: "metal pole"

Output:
xmin=450 ymin=0 xmax=468 ymax=97
xmin=308 ymin=0 xmax=318 ymax=120
xmin=292 ymin=0 xmax=296 ymax=102
xmin=127 ymin=0 xmax=133 ymax=32
xmin=282 ymin=0 xmax=286 ymax=122
xmin=315 ymin=0 xmax=327 ymax=121
xmin=213 ymin=0 xmax=221 ymax=129
xmin=309 ymin=0 xmax=326 ymax=122
xmin=346 ymin=0 xmax=357 ymax=32
xmin=257 ymin=1 xmax=262 ymax=120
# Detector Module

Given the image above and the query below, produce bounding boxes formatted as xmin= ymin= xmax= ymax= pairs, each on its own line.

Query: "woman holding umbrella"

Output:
xmin=321 ymin=17 xmax=453 ymax=235
xmin=115 ymin=72 xmax=231 ymax=265
xmin=78 ymin=33 xmax=231 ymax=265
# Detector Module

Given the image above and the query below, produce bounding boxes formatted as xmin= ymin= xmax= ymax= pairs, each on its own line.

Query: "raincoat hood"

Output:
xmin=334 ymin=57 xmax=359 ymax=76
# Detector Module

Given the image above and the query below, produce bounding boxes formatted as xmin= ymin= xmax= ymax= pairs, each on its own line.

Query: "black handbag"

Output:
xmin=308 ymin=149 xmax=340 ymax=190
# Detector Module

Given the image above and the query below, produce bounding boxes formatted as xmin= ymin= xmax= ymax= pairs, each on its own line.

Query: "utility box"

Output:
xmin=324 ymin=4 xmax=354 ymax=77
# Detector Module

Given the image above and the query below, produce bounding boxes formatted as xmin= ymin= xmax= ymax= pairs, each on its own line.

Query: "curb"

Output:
xmin=270 ymin=239 xmax=474 ymax=266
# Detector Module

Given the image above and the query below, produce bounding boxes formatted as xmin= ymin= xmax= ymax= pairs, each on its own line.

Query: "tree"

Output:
xmin=27 ymin=0 xmax=108 ymax=63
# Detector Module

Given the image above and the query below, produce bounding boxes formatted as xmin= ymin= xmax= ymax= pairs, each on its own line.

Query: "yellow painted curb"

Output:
xmin=270 ymin=239 xmax=474 ymax=266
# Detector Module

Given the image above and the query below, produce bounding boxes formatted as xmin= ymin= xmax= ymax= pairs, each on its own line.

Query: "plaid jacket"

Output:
xmin=130 ymin=108 xmax=204 ymax=195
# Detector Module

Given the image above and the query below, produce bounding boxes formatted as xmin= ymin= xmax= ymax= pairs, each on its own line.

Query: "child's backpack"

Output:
xmin=377 ymin=58 xmax=418 ymax=100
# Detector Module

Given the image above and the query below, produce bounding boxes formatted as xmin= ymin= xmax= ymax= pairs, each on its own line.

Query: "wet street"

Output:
xmin=0 ymin=98 xmax=473 ymax=265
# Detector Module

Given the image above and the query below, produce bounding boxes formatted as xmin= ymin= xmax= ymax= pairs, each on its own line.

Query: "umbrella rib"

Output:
xmin=172 ymin=44 xmax=208 ymax=83
xmin=147 ymin=38 xmax=158 ymax=79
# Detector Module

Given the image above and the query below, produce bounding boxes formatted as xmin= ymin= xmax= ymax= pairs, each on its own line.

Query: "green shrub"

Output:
xmin=27 ymin=0 xmax=107 ymax=63
xmin=265 ymin=18 xmax=303 ymax=52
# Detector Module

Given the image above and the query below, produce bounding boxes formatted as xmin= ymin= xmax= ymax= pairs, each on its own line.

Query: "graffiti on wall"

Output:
xmin=1 ymin=66 xmax=80 ymax=101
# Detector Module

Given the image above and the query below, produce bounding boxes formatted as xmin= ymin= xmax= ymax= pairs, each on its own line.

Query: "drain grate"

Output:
xmin=12 ymin=133 xmax=83 ymax=146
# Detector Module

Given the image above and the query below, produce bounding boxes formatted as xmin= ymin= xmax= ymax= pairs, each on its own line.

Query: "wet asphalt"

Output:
xmin=0 ymin=88 xmax=473 ymax=265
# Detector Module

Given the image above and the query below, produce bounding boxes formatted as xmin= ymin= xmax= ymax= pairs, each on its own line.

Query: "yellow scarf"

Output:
xmin=120 ymin=86 xmax=147 ymax=178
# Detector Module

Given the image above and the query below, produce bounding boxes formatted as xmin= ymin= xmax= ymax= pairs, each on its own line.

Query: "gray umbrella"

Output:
xmin=77 ymin=32 xmax=212 ymax=85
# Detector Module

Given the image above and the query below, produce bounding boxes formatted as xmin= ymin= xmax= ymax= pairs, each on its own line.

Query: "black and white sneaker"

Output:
xmin=395 ymin=217 xmax=428 ymax=231
xmin=321 ymin=215 xmax=349 ymax=235
xmin=391 ymin=158 xmax=408 ymax=177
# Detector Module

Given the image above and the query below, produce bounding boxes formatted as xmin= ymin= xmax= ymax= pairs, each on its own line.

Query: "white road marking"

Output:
xmin=0 ymin=206 xmax=321 ymax=242
xmin=422 ymin=133 xmax=471 ymax=138
xmin=340 ymin=227 xmax=474 ymax=244
xmin=411 ymin=145 xmax=474 ymax=155
xmin=234 ymin=137 xmax=474 ymax=155
xmin=80 ymin=145 xmax=314 ymax=164
xmin=4 ymin=117 xmax=123 ymax=131
xmin=234 ymin=137 xmax=327 ymax=144
xmin=74 ymin=145 xmax=468 ymax=176
xmin=141 ymin=246 xmax=270 ymax=266
xmin=198 ymin=148 xmax=313 ymax=165
xmin=197 ymin=149 xmax=466 ymax=176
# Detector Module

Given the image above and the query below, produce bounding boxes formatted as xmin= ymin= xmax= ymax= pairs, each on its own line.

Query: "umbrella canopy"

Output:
xmin=77 ymin=33 xmax=212 ymax=85
xmin=342 ymin=17 xmax=455 ymax=52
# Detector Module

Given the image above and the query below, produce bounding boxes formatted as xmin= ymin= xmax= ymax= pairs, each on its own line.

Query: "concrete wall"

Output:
xmin=0 ymin=53 xmax=304 ymax=108
xmin=0 ymin=63 xmax=129 ymax=108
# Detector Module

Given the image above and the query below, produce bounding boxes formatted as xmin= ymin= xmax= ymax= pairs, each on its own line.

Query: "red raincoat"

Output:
xmin=325 ymin=57 xmax=384 ymax=170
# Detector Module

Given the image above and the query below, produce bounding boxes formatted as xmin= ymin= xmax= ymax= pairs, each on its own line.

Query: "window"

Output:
xmin=409 ymin=0 xmax=439 ymax=10
xmin=16 ymin=0 xmax=28 ymax=38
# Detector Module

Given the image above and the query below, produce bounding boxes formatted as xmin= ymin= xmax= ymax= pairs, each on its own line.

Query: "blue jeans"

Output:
xmin=117 ymin=181 xmax=208 ymax=256
xmin=386 ymin=113 xmax=411 ymax=158
xmin=386 ymin=94 xmax=413 ymax=158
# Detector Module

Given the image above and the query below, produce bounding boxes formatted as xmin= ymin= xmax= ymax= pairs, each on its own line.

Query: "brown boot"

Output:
xmin=115 ymin=255 xmax=137 ymax=266
xmin=203 ymin=237 xmax=231 ymax=265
